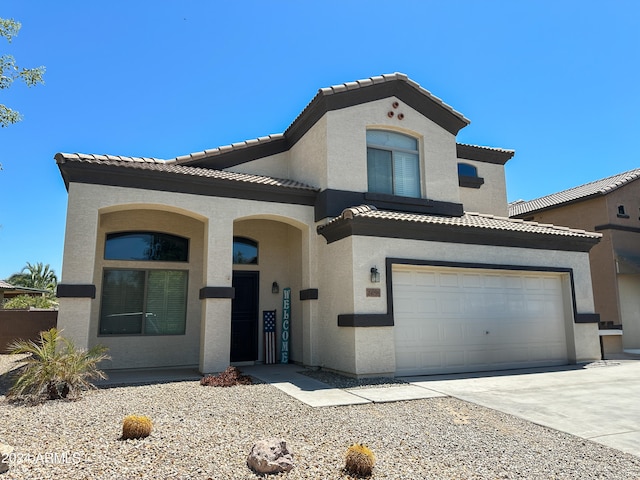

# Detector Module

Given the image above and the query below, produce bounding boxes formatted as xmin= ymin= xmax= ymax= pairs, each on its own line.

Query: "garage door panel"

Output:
xmin=393 ymin=266 xmax=569 ymax=376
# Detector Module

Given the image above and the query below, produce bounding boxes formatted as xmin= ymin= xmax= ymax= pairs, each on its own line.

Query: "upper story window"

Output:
xmin=617 ymin=205 xmax=629 ymax=218
xmin=366 ymin=130 xmax=420 ymax=198
xmin=457 ymin=162 xmax=485 ymax=189
xmin=457 ymin=163 xmax=478 ymax=177
xmin=233 ymin=237 xmax=258 ymax=264
xmin=105 ymin=232 xmax=188 ymax=262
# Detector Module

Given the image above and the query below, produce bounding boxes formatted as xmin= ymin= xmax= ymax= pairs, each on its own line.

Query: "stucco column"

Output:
xmin=57 ymin=184 xmax=100 ymax=350
xmin=199 ymin=217 xmax=234 ymax=373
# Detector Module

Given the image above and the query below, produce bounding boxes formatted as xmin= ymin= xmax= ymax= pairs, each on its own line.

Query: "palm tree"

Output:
xmin=7 ymin=328 xmax=110 ymax=402
xmin=6 ymin=262 xmax=58 ymax=293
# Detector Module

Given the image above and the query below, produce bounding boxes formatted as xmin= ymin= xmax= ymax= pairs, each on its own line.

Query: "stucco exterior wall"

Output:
xmin=315 ymin=235 xmax=357 ymax=374
xmin=618 ymin=275 xmax=640 ymax=349
xmin=226 ymin=151 xmax=291 ymax=179
xmin=58 ymin=182 xmax=316 ymax=372
xmin=324 ymin=98 xmax=460 ymax=204
xmin=458 ymin=160 xmax=509 ymax=216
xmin=289 ymin=115 xmax=328 ymax=189
xmin=90 ymin=209 xmax=204 ymax=369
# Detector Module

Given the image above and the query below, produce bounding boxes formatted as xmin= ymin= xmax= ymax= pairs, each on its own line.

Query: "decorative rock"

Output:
xmin=247 ymin=438 xmax=294 ymax=474
xmin=0 ymin=443 xmax=13 ymax=474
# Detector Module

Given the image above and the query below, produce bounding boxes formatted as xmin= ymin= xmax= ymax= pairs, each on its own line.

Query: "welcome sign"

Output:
xmin=280 ymin=287 xmax=291 ymax=364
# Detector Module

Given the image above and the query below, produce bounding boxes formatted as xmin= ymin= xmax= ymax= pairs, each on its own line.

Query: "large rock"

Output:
xmin=0 ymin=443 xmax=13 ymax=474
xmin=247 ymin=438 xmax=294 ymax=474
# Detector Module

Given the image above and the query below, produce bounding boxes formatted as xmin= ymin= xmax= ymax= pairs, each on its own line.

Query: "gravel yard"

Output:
xmin=1 ymin=354 xmax=640 ymax=479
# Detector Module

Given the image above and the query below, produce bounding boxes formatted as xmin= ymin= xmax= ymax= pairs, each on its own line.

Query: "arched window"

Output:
xmin=367 ymin=130 xmax=420 ymax=198
xmin=233 ymin=237 xmax=258 ymax=264
xmin=105 ymin=232 xmax=188 ymax=262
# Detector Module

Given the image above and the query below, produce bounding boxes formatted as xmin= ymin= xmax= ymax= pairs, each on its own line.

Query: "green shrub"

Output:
xmin=122 ymin=415 xmax=152 ymax=440
xmin=7 ymin=328 xmax=110 ymax=403
xmin=3 ymin=294 xmax=57 ymax=309
xmin=344 ymin=443 xmax=375 ymax=477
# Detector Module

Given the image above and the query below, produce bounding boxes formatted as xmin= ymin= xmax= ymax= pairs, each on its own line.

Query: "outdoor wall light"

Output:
xmin=370 ymin=267 xmax=380 ymax=283
xmin=272 ymin=281 xmax=280 ymax=294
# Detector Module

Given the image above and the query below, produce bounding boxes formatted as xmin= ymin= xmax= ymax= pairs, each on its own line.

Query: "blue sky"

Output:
xmin=0 ymin=1 xmax=638 ymax=280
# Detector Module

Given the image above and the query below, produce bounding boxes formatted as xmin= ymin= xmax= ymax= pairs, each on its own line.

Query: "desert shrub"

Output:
xmin=7 ymin=328 xmax=110 ymax=403
xmin=200 ymin=366 xmax=252 ymax=387
xmin=3 ymin=294 xmax=57 ymax=309
xmin=344 ymin=443 xmax=375 ymax=477
xmin=122 ymin=415 xmax=152 ymax=440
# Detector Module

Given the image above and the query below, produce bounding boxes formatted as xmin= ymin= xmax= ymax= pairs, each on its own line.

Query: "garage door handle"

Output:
xmin=485 ymin=331 xmax=490 ymax=335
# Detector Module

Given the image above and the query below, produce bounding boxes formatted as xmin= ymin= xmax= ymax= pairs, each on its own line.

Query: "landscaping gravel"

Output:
xmin=1 ymin=355 xmax=640 ymax=479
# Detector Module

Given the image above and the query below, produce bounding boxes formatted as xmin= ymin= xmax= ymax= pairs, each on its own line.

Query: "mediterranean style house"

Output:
xmin=510 ymin=169 xmax=640 ymax=355
xmin=55 ymin=73 xmax=603 ymax=377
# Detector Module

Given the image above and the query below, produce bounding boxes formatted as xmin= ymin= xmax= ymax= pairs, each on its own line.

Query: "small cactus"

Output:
xmin=122 ymin=415 xmax=152 ymax=440
xmin=344 ymin=443 xmax=375 ymax=477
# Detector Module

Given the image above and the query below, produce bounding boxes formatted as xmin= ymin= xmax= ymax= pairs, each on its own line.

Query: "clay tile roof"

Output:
xmin=509 ymin=168 xmax=640 ymax=217
xmin=54 ymin=152 xmax=318 ymax=191
xmin=0 ymin=280 xmax=14 ymax=289
xmin=326 ymin=205 xmax=601 ymax=240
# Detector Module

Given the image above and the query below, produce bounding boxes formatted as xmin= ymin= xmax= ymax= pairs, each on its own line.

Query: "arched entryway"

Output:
xmin=232 ymin=217 xmax=305 ymax=364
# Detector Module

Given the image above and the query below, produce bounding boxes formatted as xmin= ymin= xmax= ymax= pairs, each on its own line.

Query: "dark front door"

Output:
xmin=231 ymin=271 xmax=259 ymax=362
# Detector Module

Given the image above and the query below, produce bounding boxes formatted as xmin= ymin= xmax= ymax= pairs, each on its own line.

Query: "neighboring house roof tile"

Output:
xmin=0 ymin=280 xmax=14 ymax=289
xmin=509 ymin=168 xmax=640 ymax=217
xmin=54 ymin=152 xmax=318 ymax=192
xmin=325 ymin=205 xmax=601 ymax=240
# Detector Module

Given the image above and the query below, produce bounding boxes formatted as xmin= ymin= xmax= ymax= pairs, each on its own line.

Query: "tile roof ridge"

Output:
xmin=55 ymin=152 xmax=169 ymax=164
xmin=510 ymin=167 xmax=640 ymax=216
xmin=467 ymin=211 xmax=601 ymax=237
xmin=173 ymin=134 xmax=285 ymax=164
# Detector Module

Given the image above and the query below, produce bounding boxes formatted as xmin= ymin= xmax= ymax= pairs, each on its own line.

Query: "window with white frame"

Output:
xmin=366 ymin=130 xmax=420 ymax=198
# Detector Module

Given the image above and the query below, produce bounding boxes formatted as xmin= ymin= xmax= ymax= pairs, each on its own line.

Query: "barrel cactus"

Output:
xmin=122 ymin=415 xmax=152 ymax=440
xmin=344 ymin=443 xmax=375 ymax=477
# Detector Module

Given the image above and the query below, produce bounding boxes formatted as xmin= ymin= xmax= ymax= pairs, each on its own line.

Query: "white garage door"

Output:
xmin=393 ymin=265 xmax=569 ymax=376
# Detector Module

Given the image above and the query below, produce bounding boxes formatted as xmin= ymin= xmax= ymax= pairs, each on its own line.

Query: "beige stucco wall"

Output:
xmin=226 ymin=150 xmax=291 ymax=180
xmin=618 ymin=275 xmax=640 ymax=349
xmin=523 ymin=184 xmax=640 ymax=345
xmin=90 ymin=209 xmax=205 ymax=369
xmin=316 ymin=234 xmax=600 ymax=376
xmin=57 ymin=182 xmax=317 ymax=373
xmin=458 ymin=160 xmax=509 ymax=216
xmin=315 ymin=235 xmax=357 ymax=374
xmin=324 ymin=98 xmax=461 ymax=204
xmin=228 ymin=98 xmax=464 ymax=205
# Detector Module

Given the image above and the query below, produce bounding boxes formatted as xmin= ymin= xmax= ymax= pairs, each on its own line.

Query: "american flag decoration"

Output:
xmin=263 ymin=310 xmax=277 ymax=364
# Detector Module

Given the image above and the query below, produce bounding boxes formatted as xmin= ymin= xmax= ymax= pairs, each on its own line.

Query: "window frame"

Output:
xmin=366 ymin=129 xmax=421 ymax=198
xmin=99 ymin=267 xmax=188 ymax=337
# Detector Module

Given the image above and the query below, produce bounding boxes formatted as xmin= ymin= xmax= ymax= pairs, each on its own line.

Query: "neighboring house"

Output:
xmin=510 ymin=169 xmax=640 ymax=354
xmin=0 ymin=280 xmax=49 ymax=307
xmin=55 ymin=73 xmax=602 ymax=377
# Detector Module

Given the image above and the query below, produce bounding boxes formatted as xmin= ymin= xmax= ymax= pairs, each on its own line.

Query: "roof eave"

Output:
xmin=318 ymin=215 xmax=600 ymax=252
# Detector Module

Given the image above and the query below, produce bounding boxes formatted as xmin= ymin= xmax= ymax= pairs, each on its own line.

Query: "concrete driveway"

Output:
xmin=405 ymin=360 xmax=640 ymax=457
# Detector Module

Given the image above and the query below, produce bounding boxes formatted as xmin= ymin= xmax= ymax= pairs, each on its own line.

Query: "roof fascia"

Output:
xmin=58 ymin=162 xmax=317 ymax=206
xmin=317 ymin=216 xmax=600 ymax=252
xmin=456 ymin=144 xmax=514 ymax=165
